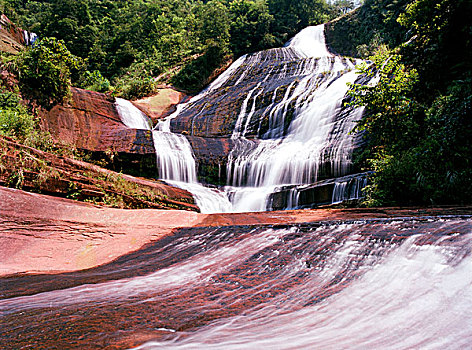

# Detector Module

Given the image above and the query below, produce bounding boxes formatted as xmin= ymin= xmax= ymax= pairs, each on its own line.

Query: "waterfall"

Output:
xmin=151 ymin=125 xmax=232 ymax=212
xmin=221 ymin=25 xmax=368 ymax=211
xmin=22 ymin=30 xmax=38 ymax=46
xmin=114 ymin=95 xmax=231 ymax=213
xmin=115 ymin=98 xmax=152 ymax=130
xmin=116 ymin=24 xmax=371 ymax=213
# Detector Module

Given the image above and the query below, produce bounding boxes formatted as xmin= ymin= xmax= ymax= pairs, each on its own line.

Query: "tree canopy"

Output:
xmin=346 ymin=0 xmax=472 ymax=205
xmin=3 ymin=0 xmax=344 ymax=95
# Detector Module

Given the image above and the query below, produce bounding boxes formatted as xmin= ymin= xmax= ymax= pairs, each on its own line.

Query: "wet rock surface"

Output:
xmin=1 ymin=199 xmax=471 ymax=349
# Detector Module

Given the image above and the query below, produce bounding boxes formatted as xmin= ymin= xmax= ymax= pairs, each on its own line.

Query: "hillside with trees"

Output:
xmin=327 ymin=0 xmax=472 ymax=206
xmin=1 ymin=0 xmax=348 ymax=96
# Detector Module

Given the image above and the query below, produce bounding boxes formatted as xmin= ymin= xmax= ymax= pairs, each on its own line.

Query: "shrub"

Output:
xmin=0 ymin=91 xmax=34 ymax=140
xmin=16 ymin=37 xmax=84 ymax=108
xmin=80 ymin=70 xmax=111 ymax=93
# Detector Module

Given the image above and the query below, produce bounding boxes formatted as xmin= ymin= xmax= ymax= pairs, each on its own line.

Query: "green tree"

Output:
xmin=348 ymin=48 xmax=420 ymax=153
xmin=268 ymin=0 xmax=331 ymax=42
xmin=17 ymin=37 xmax=84 ymax=108
xmin=398 ymin=0 xmax=472 ymax=98
xmin=196 ymin=0 xmax=230 ymax=48
xmin=413 ymin=78 xmax=472 ymax=203
xmin=229 ymin=0 xmax=275 ymax=57
xmin=347 ymin=48 xmax=423 ymax=205
xmin=332 ymin=0 xmax=355 ymax=14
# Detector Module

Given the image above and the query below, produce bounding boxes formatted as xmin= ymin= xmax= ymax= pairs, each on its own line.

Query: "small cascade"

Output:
xmin=152 ymin=101 xmax=232 ymax=212
xmin=115 ymin=98 xmax=152 ymax=130
xmin=151 ymin=131 xmax=197 ymax=183
xmin=22 ymin=30 xmax=38 ymax=46
xmin=332 ymin=175 xmax=368 ymax=204
xmin=165 ymin=181 xmax=232 ymax=213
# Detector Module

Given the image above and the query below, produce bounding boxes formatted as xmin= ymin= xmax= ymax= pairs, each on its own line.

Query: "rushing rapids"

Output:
xmin=1 ymin=216 xmax=471 ymax=349
xmin=113 ymin=24 xmax=371 ymax=213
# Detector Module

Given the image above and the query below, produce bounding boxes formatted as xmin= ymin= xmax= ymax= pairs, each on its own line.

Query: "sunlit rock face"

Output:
xmin=39 ymin=87 xmax=159 ymax=178
xmin=0 ymin=14 xmax=28 ymax=54
xmin=40 ymin=88 xmax=155 ymax=154
xmin=133 ymin=88 xmax=188 ymax=124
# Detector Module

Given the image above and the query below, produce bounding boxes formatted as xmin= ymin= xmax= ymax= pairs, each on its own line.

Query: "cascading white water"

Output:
xmin=115 ymin=98 xmax=152 ymax=130
xmin=152 ymin=101 xmax=232 ymax=213
xmin=151 ymin=130 xmax=197 ymax=183
xmin=23 ymin=30 xmax=38 ymax=46
xmin=116 ymin=25 xmax=370 ymax=213
xmin=224 ymin=25 xmax=367 ymax=211
xmin=332 ymin=176 xmax=368 ymax=204
xmin=4 ymin=218 xmax=470 ymax=349
xmin=114 ymin=95 xmax=231 ymax=213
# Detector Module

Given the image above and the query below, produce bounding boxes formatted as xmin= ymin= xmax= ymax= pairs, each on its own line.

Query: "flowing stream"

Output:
xmin=2 ymin=217 xmax=471 ymax=349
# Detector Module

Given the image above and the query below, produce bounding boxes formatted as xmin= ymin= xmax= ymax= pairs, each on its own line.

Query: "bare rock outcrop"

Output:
xmin=133 ymin=88 xmax=187 ymax=124
xmin=0 ymin=14 xmax=25 ymax=54
xmin=40 ymin=87 xmax=154 ymax=154
xmin=0 ymin=186 xmax=201 ymax=276
xmin=39 ymin=87 xmax=160 ymax=178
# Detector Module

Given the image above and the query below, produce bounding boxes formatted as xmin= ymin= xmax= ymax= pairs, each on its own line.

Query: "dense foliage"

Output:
xmin=16 ymin=37 xmax=84 ymax=108
xmin=326 ymin=0 xmax=411 ymax=57
xmin=2 ymin=0 xmax=345 ymax=96
xmin=347 ymin=0 xmax=472 ymax=205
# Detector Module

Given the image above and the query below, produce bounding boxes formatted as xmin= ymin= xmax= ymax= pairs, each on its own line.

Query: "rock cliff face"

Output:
xmin=41 ymin=87 xmax=154 ymax=153
xmin=40 ymin=87 xmax=158 ymax=178
xmin=0 ymin=14 xmax=25 ymax=54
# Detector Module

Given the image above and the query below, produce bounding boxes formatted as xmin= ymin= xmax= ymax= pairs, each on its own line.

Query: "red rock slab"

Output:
xmin=133 ymin=88 xmax=187 ymax=124
xmin=40 ymin=87 xmax=155 ymax=154
xmin=196 ymin=206 xmax=472 ymax=227
xmin=0 ymin=186 xmax=203 ymax=276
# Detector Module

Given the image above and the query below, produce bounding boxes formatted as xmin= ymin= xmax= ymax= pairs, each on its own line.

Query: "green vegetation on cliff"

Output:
xmin=344 ymin=0 xmax=472 ymax=205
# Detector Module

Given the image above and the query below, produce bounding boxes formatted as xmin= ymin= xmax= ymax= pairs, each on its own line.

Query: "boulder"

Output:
xmin=133 ymin=88 xmax=187 ymax=125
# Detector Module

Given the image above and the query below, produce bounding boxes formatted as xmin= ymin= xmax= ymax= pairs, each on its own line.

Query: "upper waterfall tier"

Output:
xmin=285 ymin=25 xmax=333 ymax=58
xmin=169 ymin=25 xmax=363 ymax=141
